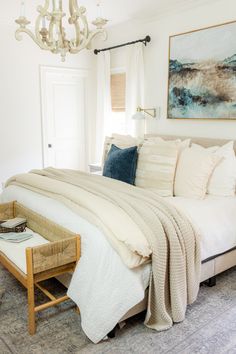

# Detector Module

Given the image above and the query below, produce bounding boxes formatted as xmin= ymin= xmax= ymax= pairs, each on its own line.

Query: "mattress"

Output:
xmin=166 ymin=195 xmax=236 ymax=261
xmin=1 ymin=185 xmax=236 ymax=342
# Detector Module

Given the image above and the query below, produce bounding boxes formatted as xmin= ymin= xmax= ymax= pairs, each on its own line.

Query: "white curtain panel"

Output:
xmin=95 ymin=51 xmax=112 ymax=163
xmin=125 ymin=43 xmax=145 ymax=137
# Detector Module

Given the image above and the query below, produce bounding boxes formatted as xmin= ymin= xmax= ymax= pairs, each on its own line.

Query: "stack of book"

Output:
xmin=0 ymin=217 xmax=33 ymax=242
xmin=0 ymin=232 xmax=33 ymax=243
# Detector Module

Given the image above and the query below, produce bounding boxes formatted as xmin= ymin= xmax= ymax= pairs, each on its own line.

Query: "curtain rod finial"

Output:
xmin=145 ymin=35 xmax=151 ymax=44
xmin=94 ymin=49 xmax=99 ymax=55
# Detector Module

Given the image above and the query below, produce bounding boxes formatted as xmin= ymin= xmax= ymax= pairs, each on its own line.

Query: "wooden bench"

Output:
xmin=0 ymin=201 xmax=81 ymax=335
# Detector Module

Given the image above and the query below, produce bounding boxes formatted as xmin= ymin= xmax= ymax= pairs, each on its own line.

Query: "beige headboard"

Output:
xmin=145 ymin=134 xmax=236 ymax=154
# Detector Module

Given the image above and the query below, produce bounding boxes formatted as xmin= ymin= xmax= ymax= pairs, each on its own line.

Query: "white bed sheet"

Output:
xmin=1 ymin=186 xmax=236 ymax=342
xmin=166 ymin=195 xmax=236 ymax=261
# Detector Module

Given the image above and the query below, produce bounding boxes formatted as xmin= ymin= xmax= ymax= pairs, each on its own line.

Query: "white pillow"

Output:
xmin=135 ymin=138 xmax=180 ymax=196
xmin=148 ymin=137 xmax=191 ymax=156
xmin=174 ymin=146 xmax=221 ymax=199
xmin=192 ymin=142 xmax=236 ymax=196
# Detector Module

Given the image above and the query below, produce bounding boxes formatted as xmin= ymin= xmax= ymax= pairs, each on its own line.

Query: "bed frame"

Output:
xmin=119 ymin=134 xmax=236 ymax=323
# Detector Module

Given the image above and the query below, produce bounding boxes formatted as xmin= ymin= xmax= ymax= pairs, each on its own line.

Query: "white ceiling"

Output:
xmin=4 ymin=0 xmax=215 ymax=27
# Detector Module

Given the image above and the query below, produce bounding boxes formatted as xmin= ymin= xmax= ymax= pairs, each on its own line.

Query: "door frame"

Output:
xmin=39 ymin=65 xmax=89 ymax=168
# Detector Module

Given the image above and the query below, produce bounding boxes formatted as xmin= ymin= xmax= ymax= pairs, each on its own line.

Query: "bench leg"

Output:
xmin=26 ymin=248 xmax=36 ymax=335
xmin=27 ymin=282 xmax=36 ymax=335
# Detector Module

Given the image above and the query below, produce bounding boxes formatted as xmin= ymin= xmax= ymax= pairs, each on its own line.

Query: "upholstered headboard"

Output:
xmin=145 ymin=134 xmax=236 ymax=154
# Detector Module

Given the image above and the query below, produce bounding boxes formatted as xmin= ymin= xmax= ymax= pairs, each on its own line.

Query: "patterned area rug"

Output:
xmin=0 ymin=265 xmax=235 ymax=354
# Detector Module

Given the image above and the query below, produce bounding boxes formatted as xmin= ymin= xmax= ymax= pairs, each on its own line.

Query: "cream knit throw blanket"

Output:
xmin=6 ymin=168 xmax=201 ymax=331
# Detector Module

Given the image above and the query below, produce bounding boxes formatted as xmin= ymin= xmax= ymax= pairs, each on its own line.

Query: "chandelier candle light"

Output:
xmin=15 ymin=0 xmax=108 ymax=62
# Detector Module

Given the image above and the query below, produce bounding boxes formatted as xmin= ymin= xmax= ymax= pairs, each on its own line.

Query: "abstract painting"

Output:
xmin=167 ymin=21 xmax=236 ymax=119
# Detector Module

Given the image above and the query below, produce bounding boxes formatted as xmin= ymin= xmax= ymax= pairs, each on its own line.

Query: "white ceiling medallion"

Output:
xmin=15 ymin=0 xmax=108 ymax=62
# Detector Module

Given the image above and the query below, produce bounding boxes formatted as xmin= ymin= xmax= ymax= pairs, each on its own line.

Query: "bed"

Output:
xmin=1 ymin=135 xmax=236 ymax=343
xmin=145 ymin=134 xmax=236 ymax=282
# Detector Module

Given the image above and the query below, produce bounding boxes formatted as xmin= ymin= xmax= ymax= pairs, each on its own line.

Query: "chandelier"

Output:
xmin=15 ymin=0 xmax=108 ymax=61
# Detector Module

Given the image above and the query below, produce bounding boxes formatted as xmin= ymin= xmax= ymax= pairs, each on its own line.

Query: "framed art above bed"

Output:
xmin=167 ymin=20 xmax=236 ymax=120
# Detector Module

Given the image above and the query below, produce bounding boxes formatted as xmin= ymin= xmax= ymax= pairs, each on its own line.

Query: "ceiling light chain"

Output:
xmin=15 ymin=0 xmax=108 ymax=62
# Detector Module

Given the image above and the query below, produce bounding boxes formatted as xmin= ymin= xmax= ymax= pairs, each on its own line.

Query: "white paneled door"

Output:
xmin=40 ymin=66 xmax=88 ymax=171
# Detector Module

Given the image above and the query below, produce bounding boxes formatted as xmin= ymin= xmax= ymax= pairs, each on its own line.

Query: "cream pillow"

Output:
xmin=135 ymin=138 xmax=180 ymax=196
xmin=102 ymin=134 xmax=141 ymax=166
xmin=174 ymin=147 xmax=221 ymax=199
xmin=192 ymin=142 xmax=236 ymax=196
xmin=147 ymin=137 xmax=191 ymax=155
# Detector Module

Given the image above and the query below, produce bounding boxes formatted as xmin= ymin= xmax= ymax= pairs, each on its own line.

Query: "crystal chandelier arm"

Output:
xmin=78 ymin=10 xmax=89 ymax=44
xmin=35 ymin=4 xmax=51 ymax=50
xmin=15 ymin=26 xmax=36 ymax=43
xmin=15 ymin=20 xmax=49 ymax=50
xmin=69 ymin=0 xmax=82 ymax=47
xmin=48 ymin=17 xmax=54 ymax=44
xmin=15 ymin=26 xmax=52 ymax=51
xmin=57 ymin=22 xmax=64 ymax=49
xmin=70 ymin=0 xmax=79 ymax=14
xmin=48 ymin=11 xmax=63 ymax=51
xmin=69 ymin=0 xmax=107 ymax=54
xmin=70 ymin=28 xmax=107 ymax=53
xmin=37 ymin=0 xmax=50 ymax=14
xmin=15 ymin=0 xmax=51 ymax=51
xmin=71 ymin=0 xmax=89 ymax=45
xmin=35 ymin=1 xmax=50 ymax=36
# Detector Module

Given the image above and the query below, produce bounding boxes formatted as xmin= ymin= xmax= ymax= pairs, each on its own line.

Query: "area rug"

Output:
xmin=0 ymin=265 xmax=235 ymax=354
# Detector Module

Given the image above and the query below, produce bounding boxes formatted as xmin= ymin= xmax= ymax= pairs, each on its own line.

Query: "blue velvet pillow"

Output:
xmin=103 ymin=144 xmax=138 ymax=185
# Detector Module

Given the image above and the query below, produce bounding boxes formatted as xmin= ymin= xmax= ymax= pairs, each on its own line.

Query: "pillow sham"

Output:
xmin=174 ymin=146 xmax=221 ymax=199
xmin=135 ymin=138 xmax=180 ymax=196
xmin=192 ymin=142 xmax=236 ymax=196
xmin=102 ymin=134 xmax=141 ymax=166
xmin=103 ymin=144 xmax=138 ymax=185
xmin=147 ymin=137 xmax=191 ymax=158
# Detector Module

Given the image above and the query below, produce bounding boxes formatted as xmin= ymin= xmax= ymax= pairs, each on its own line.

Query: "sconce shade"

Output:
xmin=132 ymin=111 xmax=145 ymax=120
xmin=132 ymin=106 xmax=157 ymax=119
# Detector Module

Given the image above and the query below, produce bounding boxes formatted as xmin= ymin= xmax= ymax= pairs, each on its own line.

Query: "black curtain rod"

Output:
xmin=94 ymin=35 xmax=151 ymax=55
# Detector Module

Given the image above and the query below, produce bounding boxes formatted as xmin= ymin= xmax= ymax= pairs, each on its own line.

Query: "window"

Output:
xmin=110 ymin=72 xmax=126 ymax=134
xmin=111 ymin=73 xmax=126 ymax=112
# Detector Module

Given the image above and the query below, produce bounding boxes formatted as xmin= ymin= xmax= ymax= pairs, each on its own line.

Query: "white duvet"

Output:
xmin=1 ymin=186 xmax=236 ymax=343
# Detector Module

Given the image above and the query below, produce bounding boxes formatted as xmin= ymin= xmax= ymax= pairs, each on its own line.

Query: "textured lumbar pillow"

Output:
xmin=174 ymin=146 xmax=221 ymax=199
xmin=192 ymin=142 xmax=236 ymax=196
xmin=103 ymin=144 xmax=138 ymax=185
xmin=135 ymin=138 xmax=181 ymax=196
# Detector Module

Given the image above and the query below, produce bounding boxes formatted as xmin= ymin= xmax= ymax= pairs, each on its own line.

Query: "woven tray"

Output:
xmin=0 ymin=221 xmax=27 ymax=234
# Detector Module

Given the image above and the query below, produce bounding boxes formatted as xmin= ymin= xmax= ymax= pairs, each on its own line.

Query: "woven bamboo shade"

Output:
xmin=111 ymin=73 xmax=126 ymax=112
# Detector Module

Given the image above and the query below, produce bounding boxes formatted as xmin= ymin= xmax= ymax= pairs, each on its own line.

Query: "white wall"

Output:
xmin=104 ymin=0 xmax=236 ymax=139
xmin=0 ymin=22 xmax=97 ymax=188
